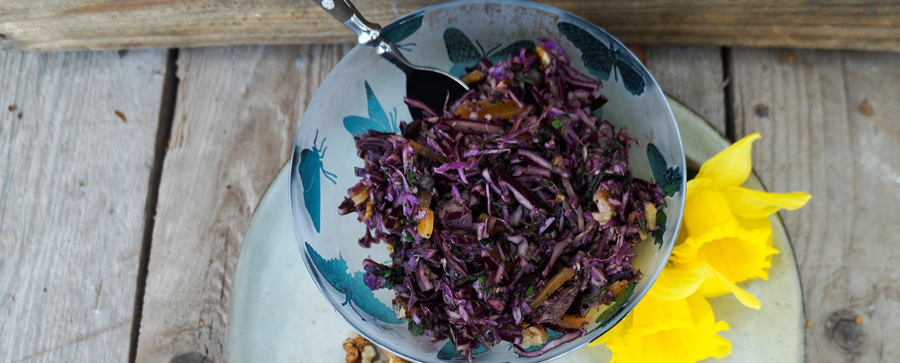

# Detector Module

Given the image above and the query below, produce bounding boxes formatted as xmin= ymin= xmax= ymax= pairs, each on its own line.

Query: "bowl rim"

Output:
xmin=289 ymin=0 xmax=686 ymax=361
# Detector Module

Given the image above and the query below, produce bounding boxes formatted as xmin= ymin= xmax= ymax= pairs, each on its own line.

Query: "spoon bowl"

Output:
xmin=312 ymin=0 xmax=469 ymax=116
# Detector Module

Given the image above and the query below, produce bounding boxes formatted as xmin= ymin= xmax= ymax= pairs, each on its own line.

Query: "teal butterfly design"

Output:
xmin=557 ymin=22 xmax=646 ymax=96
xmin=343 ymin=81 xmax=399 ymax=138
xmin=305 ymin=242 xmax=404 ymax=324
xmin=299 ymin=130 xmax=337 ymax=233
xmin=443 ymin=28 xmax=535 ymax=77
xmin=436 ymin=341 xmax=489 ymax=360
xmin=647 ymin=143 xmax=680 ymax=247
xmin=646 ymin=143 xmax=683 ymax=197
xmin=381 ymin=13 xmax=423 ymax=51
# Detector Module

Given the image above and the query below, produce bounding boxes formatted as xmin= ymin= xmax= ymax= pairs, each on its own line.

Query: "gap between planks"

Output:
xmin=722 ymin=47 xmax=736 ymax=142
xmin=128 ymin=48 xmax=180 ymax=363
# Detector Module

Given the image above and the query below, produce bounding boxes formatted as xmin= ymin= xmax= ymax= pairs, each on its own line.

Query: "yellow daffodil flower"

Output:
xmin=590 ymin=133 xmax=810 ymax=363
xmin=657 ymin=133 xmax=810 ymax=309
xmin=591 ymin=293 xmax=731 ymax=363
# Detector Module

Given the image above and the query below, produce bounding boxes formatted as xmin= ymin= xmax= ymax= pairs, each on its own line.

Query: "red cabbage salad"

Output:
xmin=337 ymin=39 xmax=666 ymax=360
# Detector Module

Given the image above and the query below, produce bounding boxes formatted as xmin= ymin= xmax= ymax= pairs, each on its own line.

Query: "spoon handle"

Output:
xmin=312 ymin=0 xmax=382 ymax=45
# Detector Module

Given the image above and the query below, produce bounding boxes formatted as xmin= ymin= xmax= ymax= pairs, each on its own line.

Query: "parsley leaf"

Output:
xmin=595 ymin=283 xmax=636 ymax=323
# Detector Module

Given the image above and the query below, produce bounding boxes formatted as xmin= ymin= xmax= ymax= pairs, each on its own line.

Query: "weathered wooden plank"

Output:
xmin=645 ymin=45 xmax=726 ymax=136
xmin=0 ymin=49 xmax=168 ymax=362
xmin=136 ymin=43 xmax=353 ymax=363
xmin=731 ymin=48 xmax=900 ymax=362
xmin=3 ymin=0 xmax=900 ymax=51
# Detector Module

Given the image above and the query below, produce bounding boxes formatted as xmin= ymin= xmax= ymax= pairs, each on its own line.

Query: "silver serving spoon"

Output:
xmin=312 ymin=0 xmax=469 ymax=122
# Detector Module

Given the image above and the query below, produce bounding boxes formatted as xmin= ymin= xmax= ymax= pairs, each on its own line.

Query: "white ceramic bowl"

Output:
xmin=289 ymin=1 xmax=685 ymax=361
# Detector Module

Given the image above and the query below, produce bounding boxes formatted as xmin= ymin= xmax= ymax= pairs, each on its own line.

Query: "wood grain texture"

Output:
xmin=645 ymin=46 xmax=726 ymax=135
xmin=731 ymin=48 xmax=900 ymax=362
xmin=136 ymin=43 xmax=353 ymax=363
xmin=3 ymin=0 xmax=900 ymax=51
xmin=0 ymin=49 xmax=167 ymax=362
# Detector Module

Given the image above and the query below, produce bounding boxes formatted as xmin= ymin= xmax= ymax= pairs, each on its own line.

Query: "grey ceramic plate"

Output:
xmin=227 ymin=98 xmax=805 ymax=363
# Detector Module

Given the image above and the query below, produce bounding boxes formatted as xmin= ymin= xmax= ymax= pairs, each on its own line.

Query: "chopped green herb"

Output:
xmin=526 ymin=286 xmax=534 ymax=296
xmin=497 ymin=200 xmax=516 ymax=207
xmin=538 ymin=132 xmax=551 ymax=144
xmin=408 ymin=321 xmax=426 ymax=336
xmin=664 ymin=184 xmax=677 ymax=196
xmin=595 ymin=283 xmax=636 ymax=323
xmin=489 ymin=99 xmax=504 ymax=104
xmin=652 ymin=210 xmax=668 ymax=246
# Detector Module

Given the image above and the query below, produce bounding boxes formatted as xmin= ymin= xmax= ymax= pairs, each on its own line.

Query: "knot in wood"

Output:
xmin=825 ymin=309 xmax=864 ymax=354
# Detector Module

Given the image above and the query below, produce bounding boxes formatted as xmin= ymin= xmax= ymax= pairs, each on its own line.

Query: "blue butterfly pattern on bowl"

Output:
xmin=305 ymin=242 xmax=404 ymax=324
xmin=298 ymin=130 xmax=337 ymax=233
xmin=381 ymin=12 xmax=424 ymax=51
xmin=646 ymin=143 xmax=682 ymax=246
xmin=443 ymin=28 xmax=535 ymax=77
xmin=557 ymin=22 xmax=646 ymax=96
xmin=343 ymin=81 xmax=400 ymax=137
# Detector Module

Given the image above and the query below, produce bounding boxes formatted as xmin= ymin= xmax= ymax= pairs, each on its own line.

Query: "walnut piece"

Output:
xmin=343 ymin=333 xmax=372 ymax=363
xmin=592 ymin=189 xmax=613 ymax=225
xmin=521 ymin=325 xmax=549 ymax=348
xmin=361 ymin=345 xmax=376 ymax=363
xmin=380 ymin=347 xmax=411 ymax=363
xmin=644 ymin=202 xmax=657 ymax=230
xmin=343 ymin=340 xmax=359 ymax=363
xmin=534 ymin=45 xmax=552 ymax=68
xmin=344 ymin=334 xmax=409 ymax=363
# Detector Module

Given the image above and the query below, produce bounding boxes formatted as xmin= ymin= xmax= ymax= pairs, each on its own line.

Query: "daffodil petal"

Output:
xmin=648 ymin=265 xmax=706 ymax=301
xmin=723 ymin=186 xmax=811 ymax=219
xmin=734 ymin=214 xmax=772 ymax=233
xmin=695 ymin=133 xmax=760 ymax=189
xmin=695 ymin=265 xmax=762 ymax=310
xmin=684 ymin=189 xmax=735 ymax=236
xmin=629 ymin=295 xmax=697 ymax=335
xmin=600 ymin=294 xmax=732 ymax=363
xmin=674 ymin=220 xmax=777 ymax=283
xmin=589 ymin=311 xmax=631 ymax=346
xmin=686 ymin=177 xmax=711 ymax=195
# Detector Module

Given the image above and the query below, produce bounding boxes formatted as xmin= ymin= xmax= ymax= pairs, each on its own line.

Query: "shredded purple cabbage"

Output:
xmin=338 ymin=39 xmax=666 ymax=360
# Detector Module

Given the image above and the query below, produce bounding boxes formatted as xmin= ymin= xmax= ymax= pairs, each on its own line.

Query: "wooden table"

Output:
xmin=2 ymin=36 xmax=899 ymax=363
